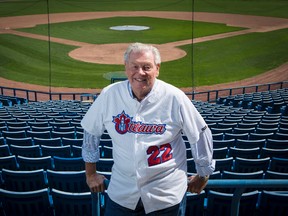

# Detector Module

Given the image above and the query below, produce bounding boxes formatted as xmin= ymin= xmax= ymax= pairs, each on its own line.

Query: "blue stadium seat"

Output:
xmin=214 ymin=157 xmax=233 ymax=172
xmin=17 ymin=155 xmax=53 ymax=171
xmin=264 ymin=170 xmax=288 ymax=179
xmin=260 ymin=147 xmax=288 ymax=159
xmin=274 ymin=132 xmax=288 ymax=140
xmin=206 ymin=190 xmax=259 ymax=216
xmin=213 ymin=147 xmax=228 ymax=159
xmin=187 ymin=158 xmax=196 ymax=174
xmin=71 ymin=145 xmax=82 ymax=157
xmin=34 ymin=137 xmax=62 ymax=147
xmin=41 ymin=145 xmax=72 ymax=158
xmin=62 ymin=137 xmax=83 ymax=147
xmin=101 ymin=146 xmax=113 ymax=158
xmin=185 ymin=191 xmax=205 ymax=216
xmin=31 ymin=126 xmax=53 ymax=132
xmin=249 ymin=132 xmax=274 ymax=140
xmin=51 ymin=188 xmax=92 ymax=216
xmin=7 ymin=125 xmax=30 ymax=132
xmin=97 ymin=158 xmax=114 ymax=172
xmin=268 ymin=157 xmax=288 ymax=173
xmin=0 ymin=188 xmax=53 ymax=216
xmin=10 ymin=144 xmax=41 ymax=157
xmin=2 ymin=168 xmax=47 ymax=191
xmin=27 ymin=121 xmax=49 ymax=127
xmin=233 ymin=127 xmax=255 ymax=134
xmin=0 ymin=155 xmax=18 ymax=170
xmin=2 ymin=130 xmax=26 ymax=139
xmin=5 ymin=137 xmax=33 ymax=146
xmin=53 ymin=156 xmax=85 ymax=171
xmin=233 ymin=157 xmax=270 ymax=173
xmin=225 ymin=133 xmax=249 ymax=140
xmin=213 ymin=139 xmax=235 ymax=148
xmin=6 ymin=121 xmax=27 ymax=127
xmin=26 ymin=130 xmax=51 ymax=139
xmin=228 ymin=147 xmax=260 ymax=159
xmin=47 ymin=170 xmax=89 ymax=193
xmin=51 ymin=131 xmax=75 ymax=139
xmin=235 ymin=139 xmax=266 ymax=149
xmin=266 ymin=139 xmax=288 ymax=149
xmin=258 ymin=191 xmax=288 ymax=216
xmin=0 ymin=145 xmax=11 ymax=157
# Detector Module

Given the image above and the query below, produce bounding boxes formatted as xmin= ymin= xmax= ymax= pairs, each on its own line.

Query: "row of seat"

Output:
xmin=1 ymin=187 xmax=287 ymax=216
xmin=0 ymin=155 xmax=84 ymax=171
xmin=188 ymin=157 xmax=288 ymax=174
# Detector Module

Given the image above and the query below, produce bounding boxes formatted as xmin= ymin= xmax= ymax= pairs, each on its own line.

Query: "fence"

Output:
xmin=1 ymin=81 xmax=287 ymax=103
xmin=92 ymin=179 xmax=288 ymax=216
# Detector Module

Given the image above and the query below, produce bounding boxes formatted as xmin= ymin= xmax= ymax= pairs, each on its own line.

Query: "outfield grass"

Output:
xmin=0 ymin=0 xmax=287 ymax=89
xmin=19 ymin=17 xmax=243 ymax=44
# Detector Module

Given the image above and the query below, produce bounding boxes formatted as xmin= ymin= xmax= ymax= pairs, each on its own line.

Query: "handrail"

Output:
xmin=1 ymin=81 xmax=287 ymax=102
xmin=206 ymin=179 xmax=288 ymax=216
xmin=92 ymin=179 xmax=288 ymax=216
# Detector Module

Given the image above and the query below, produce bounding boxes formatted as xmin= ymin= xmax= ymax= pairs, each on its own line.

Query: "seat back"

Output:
xmin=233 ymin=157 xmax=270 ymax=173
xmin=269 ymin=157 xmax=288 ymax=173
xmin=51 ymin=188 xmax=92 ymax=216
xmin=2 ymin=168 xmax=47 ymax=191
xmin=0 ymin=155 xmax=18 ymax=170
xmin=41 ymin=145 xmax=72 ymax=157
xmin=47 ymin=170 xmax=89 ymax=193
xmin=10 ymin=144 xmax=41 ymax=157
xmin=206 ymin=190 xmax=259 ymax=216
xmin=258 ymin=191 xmax=288 ymax=216
xmin=53 ymin=156 xmax=85 ymax=171
xmin=17 ymin=155 xmax=53 ymax=171
xmin=185 ymin=191 xmax=205 ymax=216
xmin=0 ymin=188 xmax=53 ymax=216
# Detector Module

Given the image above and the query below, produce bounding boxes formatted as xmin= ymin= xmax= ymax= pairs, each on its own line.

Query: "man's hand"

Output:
xmin=187 ymin=174 xmax=209 ymax=194
xmin=86 ymin=172 xmax=106 ymax=193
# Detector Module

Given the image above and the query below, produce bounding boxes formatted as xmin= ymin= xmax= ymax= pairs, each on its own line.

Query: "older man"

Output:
xmin=81 ymin=42 xmax=215 ymax=216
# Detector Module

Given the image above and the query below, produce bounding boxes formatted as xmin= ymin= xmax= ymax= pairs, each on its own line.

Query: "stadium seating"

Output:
xmin=258 ymin=191 xmax=288 ymax=216
xmin=53 ymin=156 xmax=85 ymax=171
xmin=47 ymin=170 xmax=89 ymax=193
xmin=51 ymin=188 xmax=93 ymax=216
xmin=1 ymin=89 xmax=288 ymax=215
xmin=0 ymin=188 xmax=54 ymax=216
xmin=206 ymin=190 xmax=259 ymax=216
xmin=1 ymin=168 xmax=47 ymax=191
xmin=185 ymin=191 xmax=205 ymax=215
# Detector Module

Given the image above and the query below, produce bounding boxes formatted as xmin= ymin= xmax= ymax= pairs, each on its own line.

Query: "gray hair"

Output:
xmin=124 ymin=42 xmax=161 ymax=65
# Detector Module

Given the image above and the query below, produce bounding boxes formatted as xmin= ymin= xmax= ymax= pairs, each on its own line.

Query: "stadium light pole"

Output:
xmin=46 ymin=0 xmax=52 ymax=100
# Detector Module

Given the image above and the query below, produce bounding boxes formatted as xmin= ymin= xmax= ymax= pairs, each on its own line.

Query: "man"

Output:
xmin=81 ymin=42 xmax=215 ymax=215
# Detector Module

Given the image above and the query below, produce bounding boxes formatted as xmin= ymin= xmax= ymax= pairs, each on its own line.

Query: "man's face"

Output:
xmin=125 ymin=50 xmax=160 ymax=101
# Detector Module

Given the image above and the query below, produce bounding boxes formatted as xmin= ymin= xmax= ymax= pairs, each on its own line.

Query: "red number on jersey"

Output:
xmin=147 ymin=143 xmax=173 ymax=167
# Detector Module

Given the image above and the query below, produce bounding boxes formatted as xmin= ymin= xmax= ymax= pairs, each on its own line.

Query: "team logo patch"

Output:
xmin=112 ymin=111 xmax=166 ymax=135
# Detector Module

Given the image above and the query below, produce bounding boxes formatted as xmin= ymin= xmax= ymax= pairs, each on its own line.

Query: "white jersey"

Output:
xmin=81 ymin=79 xmax=215 ymax=214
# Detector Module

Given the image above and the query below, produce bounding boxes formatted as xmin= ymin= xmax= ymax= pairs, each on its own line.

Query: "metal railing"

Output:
xmin=92 ymin=179 xmax=288 ymax=216
xmin=1 ymin=81 xmax=287 ymax=103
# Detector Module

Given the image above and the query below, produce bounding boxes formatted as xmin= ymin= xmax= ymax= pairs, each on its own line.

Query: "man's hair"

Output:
xmin=124 ymin=42 xmax=161 ymax=65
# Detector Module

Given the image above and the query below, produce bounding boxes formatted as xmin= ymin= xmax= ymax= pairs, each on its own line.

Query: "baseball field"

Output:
xmin=0 ymin=0 xmax=288 ymax=93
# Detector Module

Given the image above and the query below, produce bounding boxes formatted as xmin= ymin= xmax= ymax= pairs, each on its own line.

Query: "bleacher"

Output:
xmin=0 ymin=89 xmax=288 ymax=215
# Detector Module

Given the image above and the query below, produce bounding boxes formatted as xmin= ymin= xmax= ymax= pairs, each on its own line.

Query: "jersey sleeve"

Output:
xmin=81 ymin=89 xmax=108 ymax=163
xmin=82 ymin=130 xmax=101 ymax=163
xmin=180 ymin=95 xmax=215 ymax=176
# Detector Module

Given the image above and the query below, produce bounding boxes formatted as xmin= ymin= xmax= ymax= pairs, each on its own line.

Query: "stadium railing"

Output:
xmin=92 ymin=179 xmax=288 ymax=216
xmin=1 ymin=81 xmax=287 ymax=102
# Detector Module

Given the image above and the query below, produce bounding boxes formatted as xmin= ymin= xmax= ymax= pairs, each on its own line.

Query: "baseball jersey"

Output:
xmin=81 ymin=79 xmax=215 ymax=214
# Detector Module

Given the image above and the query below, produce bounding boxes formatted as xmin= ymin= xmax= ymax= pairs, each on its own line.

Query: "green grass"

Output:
xmin=1 ymin=28 xmax=287 ymax=88
xmin=19 ymin=17 xmax=243 ymax=44
xmin=0 ymin=0 xmax=288 ymax=89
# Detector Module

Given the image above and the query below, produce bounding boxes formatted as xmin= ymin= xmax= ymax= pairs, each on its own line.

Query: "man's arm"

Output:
xmin=82 ymin=130 xmax=106 ymax=192
xmin=85 ymin=162 xmax=106 ymax=193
